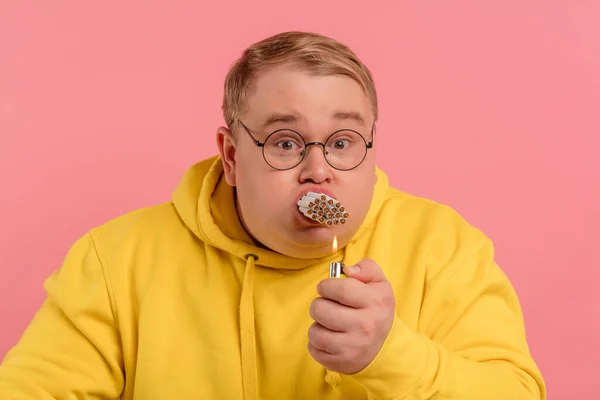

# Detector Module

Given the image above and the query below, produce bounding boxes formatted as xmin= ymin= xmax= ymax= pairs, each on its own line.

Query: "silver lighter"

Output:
xmin=329 ymin=261 xmax=346 ymax=278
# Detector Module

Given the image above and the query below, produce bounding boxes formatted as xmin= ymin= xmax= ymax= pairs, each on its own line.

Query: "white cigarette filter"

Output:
xmin=297 ymin=191 xmax=349 ymax=226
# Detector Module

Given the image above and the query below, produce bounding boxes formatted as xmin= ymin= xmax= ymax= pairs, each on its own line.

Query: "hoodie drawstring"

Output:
xmin=240 ymin=254 xmax=259 ymax=400
xmin=240 ymin=252 xmax=350 ymax=396
xmin=325 ymin=370 xmax=342 ymax=390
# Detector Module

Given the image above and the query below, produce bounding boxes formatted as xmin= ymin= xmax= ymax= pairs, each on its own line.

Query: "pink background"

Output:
xmin=1 ymin=1 xmax=598 ymax=398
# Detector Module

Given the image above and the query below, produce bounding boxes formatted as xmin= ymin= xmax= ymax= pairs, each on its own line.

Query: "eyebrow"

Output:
xmin=259 ymin=111 xmax=366 ymax=130
xmin=260 ymin=113 xmax=300 ymax=130
xmin=332 ymin=111 xmax=366 ymax=126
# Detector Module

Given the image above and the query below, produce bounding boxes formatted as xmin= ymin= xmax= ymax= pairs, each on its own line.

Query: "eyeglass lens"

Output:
xmin=262 ymin=129 xmax=368 ymax=170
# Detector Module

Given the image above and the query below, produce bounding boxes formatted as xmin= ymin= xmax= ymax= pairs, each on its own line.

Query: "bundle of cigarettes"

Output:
xmin=297 ymin=191 xmax=349 ymax=227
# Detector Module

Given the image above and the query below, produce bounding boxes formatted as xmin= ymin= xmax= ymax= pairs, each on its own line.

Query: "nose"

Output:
xmin=298 ymin=143 xmax=332 ymax=183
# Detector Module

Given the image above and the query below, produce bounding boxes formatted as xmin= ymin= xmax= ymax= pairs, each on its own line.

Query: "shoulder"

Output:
xmin=89 ymin=202 xmax=184 ymax=241
xmin=368 ymin=187 xmax=502 ymax=291
xmin=83 ymin=202 xmax=196 ymax=269
xmin=382 ymin=187 xmax=486 ymax=239
xmin=378 ymin=187 xmax=493 ymax=270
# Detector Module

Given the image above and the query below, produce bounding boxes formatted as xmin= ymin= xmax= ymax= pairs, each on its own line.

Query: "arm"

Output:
xmin=350 ymin=233 xmax=546 ymax=399
xmin=0 ymin=234 xmax=124 ymax=399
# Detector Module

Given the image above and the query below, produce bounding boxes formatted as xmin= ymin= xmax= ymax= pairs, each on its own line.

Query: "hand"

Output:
xmin=308 ymin=258 xmax=396 ymax=374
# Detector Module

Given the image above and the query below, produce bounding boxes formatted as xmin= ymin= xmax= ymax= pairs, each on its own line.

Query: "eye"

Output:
xmin=277 ymin=140 xmax=299 ymax=151
xmin=331 ymin=139 xmax=350 ymax=150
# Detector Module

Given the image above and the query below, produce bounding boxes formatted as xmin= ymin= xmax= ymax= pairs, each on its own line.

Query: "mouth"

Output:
xmin=296 ymin=191 xmax=349 ymax=227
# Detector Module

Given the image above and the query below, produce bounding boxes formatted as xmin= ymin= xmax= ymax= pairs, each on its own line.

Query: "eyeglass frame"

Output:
xmin=238 ymin=120 xmax=375 ymax=171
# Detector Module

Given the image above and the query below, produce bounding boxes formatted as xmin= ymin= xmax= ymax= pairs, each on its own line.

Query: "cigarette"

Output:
xmin=306 ymin=192 xmax=327 ymax=201
xmin=298 ymin=207 xmax=315 ymax=215
xmin=298 ymin=191 xmax=350 ymax=227
xmin=297 ymin=200 xmax=314 ymax=208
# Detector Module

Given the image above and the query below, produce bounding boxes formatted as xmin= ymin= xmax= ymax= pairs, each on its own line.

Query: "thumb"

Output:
xmin=344 ymin=258 xmax=386 ymax=283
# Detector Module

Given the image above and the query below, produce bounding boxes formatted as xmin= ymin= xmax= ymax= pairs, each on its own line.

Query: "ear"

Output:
xmin=216 ymin=126 xmax=237 ymax=186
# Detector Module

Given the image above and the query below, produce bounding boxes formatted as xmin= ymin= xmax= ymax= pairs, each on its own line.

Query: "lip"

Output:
xmin=294 ymin=187 xmax=339 ymax=205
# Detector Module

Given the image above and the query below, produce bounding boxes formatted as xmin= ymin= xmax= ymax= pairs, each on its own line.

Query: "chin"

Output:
xmin=257 ymin=228 xmax=334 ymax=259
xmin=273 ymin=243 xmax=331 ymax=260
xmin=294 ymin=226 xmax=337 ymax=244
xmin=250 ymin=213 xmax=355 ymax=258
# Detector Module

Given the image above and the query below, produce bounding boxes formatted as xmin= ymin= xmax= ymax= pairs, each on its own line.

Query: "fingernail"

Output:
xmin=345 ymin=265 xmax=359 ymax=274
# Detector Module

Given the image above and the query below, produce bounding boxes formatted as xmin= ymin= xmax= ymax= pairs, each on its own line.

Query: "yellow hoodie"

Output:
xmin=0 ymin=156 xmax=545 ymax=399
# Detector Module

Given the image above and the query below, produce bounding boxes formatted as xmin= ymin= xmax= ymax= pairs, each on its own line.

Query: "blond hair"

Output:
xmin=222 ymin=31 xmax=378 ymax=128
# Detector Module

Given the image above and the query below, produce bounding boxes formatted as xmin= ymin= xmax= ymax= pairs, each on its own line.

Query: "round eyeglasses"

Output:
xmin=239 ymin=121 xmax=374 ymax=171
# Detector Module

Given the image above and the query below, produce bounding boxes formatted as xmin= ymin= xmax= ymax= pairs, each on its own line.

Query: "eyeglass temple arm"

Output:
xmin=367 ymin=122 xmax=376 ymax=148
xmin=239 ymin=121 xmax=264 ymax=147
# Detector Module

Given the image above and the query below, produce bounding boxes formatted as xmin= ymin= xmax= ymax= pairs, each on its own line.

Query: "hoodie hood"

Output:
xmin=172 ymin=155 xmax=390 ymax=268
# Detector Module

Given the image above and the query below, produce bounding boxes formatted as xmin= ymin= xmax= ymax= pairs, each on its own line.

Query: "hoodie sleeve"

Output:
xmin=0 ymin=234 xmax=124 ymax=399
xmin=348 ymin=229 xmax=546 ymax=400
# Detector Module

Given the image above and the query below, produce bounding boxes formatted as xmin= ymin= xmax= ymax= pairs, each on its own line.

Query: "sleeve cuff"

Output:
xmin=347 ymin=316 xmax=433 ymax=399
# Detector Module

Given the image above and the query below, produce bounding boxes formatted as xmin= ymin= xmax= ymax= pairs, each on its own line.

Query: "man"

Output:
xmin=0 ymin=31 xmax=545 ymax=399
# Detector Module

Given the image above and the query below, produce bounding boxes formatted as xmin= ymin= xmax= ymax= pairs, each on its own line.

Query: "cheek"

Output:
xmin=340 ymin=170 xmax=376 ymax=213
xmin=234 ymin=150 xmax=269 ymax=188
xmin=235 ymin=162 xmax=296 ymax=215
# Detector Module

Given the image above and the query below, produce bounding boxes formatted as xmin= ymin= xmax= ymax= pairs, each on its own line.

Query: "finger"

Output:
xmin=343 ymin=258 xmax=387 ymax=284
xmin=317 ymin=277 xmax=376 ymax=309
xmin=310 ymin=297 xmax=360 ymax=332
xmin=307 ymin=322 xmax=345 ymax=354
xmin=307 ymin=341 xmax=339 ymax=368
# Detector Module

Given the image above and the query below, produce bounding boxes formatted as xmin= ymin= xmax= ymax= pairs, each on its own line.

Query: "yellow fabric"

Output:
xmin=0 ymin=155 xmax=546 ymax=399
xmin=240 ymin=253 xmax=258 ymax=399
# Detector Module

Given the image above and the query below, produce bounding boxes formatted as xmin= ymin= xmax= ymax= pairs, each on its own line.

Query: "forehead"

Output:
xmin=243 ymin=63 xmax=373 ymax=129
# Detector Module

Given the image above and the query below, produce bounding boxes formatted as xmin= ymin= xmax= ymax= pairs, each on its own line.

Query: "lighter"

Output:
xmin=329 ymin=261 xmax=346 ymax=278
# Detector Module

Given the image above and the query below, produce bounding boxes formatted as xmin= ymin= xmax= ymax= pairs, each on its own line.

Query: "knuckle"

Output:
xmin=309 ymin=301 xmax=317 ymax=320
xmin=311 ymin=299 xmax=325 ymax=320
xmin=316 ymin=332 xmax=330 ymax=350
xmin=379 ymin=295 xmax=394 ymax=310
xmin=372 ymin=284 xmax=395 ymax=309
xmin=372 ymin=293 xmax=386 ymax=308
xmin=383 ymin=288 xmax=396 ymax=309
xmin=308 ymin=324 xmax=329 ymax=350
xmin=358 ymin=319 xmax=376 ymax=338
xmin=361 ymin=258 xmax=375 ymax=269
xmin=316 ymin=280 xmax=326 ymax=296
xmin=307 ymin=323 xmax=318 ymax=342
